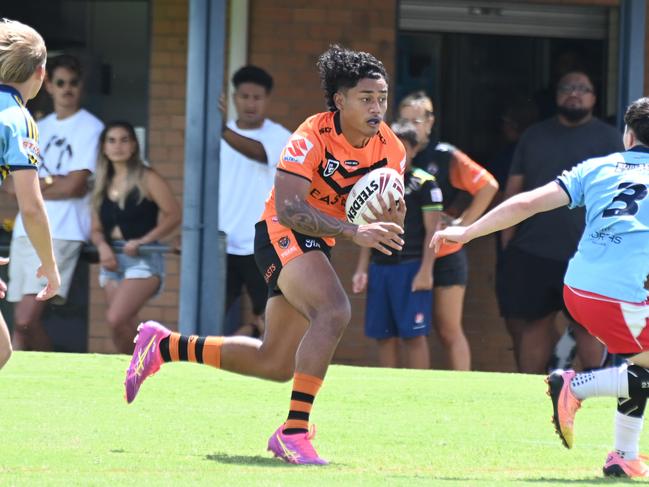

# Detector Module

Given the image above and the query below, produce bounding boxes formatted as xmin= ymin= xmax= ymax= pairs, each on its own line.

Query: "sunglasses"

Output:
xmin=557 ymin=84 xmax=593 ymax=95
xmin=53 ymin=78 xmax=80 ymax=88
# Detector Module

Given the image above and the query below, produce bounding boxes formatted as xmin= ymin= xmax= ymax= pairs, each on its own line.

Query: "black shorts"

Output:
xmin=433 ymin=247 xmax=468 ymax=287
xmin=496 ymin=246 xmax=569 ymax=321
xmin=226 ymin=253 xmax=268 ymax=315
xmin=254 ymin=219 xmax=332 ymax=298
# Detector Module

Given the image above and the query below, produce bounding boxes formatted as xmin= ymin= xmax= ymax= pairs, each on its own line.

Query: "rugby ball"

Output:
xmin=345 ymin=167 xmax=404 ymax=225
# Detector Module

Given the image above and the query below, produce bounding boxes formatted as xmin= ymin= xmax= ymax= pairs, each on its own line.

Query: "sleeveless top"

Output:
xmin=99 ymin=188 xmax=158 ymax=242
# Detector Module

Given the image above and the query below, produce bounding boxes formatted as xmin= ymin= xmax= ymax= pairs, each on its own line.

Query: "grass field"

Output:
xmin=0 ymin=352 xmax=644 ymax=486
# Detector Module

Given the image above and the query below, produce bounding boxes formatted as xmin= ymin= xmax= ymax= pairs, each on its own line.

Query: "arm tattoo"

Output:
xmin=278 ymin=194 xmax=347 ymax=237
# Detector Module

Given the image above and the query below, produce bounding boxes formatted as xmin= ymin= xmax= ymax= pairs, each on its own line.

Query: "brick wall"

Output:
xmin=88 ymin=0 xmax=642 ymax=370
xmin=87 ymin=0 xmax=188 ymax=352
xmin=12 ymin=0 xmax=642 ymax=369
xmin=247 ymin=0 xmax=399 ymax=129
xmin=243 ymin=0 xmax=624 ymax=372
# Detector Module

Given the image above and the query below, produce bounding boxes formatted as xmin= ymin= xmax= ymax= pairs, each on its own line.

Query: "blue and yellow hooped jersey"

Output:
xmin=0 ymin=84 xmax=39 ymax=184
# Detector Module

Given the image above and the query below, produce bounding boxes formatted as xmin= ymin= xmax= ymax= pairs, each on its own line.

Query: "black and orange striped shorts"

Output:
xmin=254 ymin=217 xmax=332 ymax=297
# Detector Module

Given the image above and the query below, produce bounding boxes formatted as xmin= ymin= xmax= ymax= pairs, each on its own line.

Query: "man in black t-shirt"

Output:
xmin=499 ymin=71 xmax=624 ymax=373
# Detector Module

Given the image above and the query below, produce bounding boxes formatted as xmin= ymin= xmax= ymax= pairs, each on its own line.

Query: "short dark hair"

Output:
xmin=624 ymin=97 xmax=649 ymax=146
xmin=391 ymin=120 xmax=418 ymax=149
xmin=46 ymin=54 xmax=82 ymax=79
xmin=317 ymin=44 xmax=388 ymax=112
xmin=232 ymin=65 xmax=273 ymax=93
xmin=556 ymin=70 xmax=595 ymax=94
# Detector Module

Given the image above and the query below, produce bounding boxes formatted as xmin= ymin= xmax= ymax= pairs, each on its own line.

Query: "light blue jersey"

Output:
xmin=0 ymin=84 xmax=39 ymax=183
xmin=557 ymin=146 xmax=649 ymax=302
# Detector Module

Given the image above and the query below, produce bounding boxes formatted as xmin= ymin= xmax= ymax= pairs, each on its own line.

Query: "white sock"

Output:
xmin=569 ymin=363 xmax=629 ymax=400
xmin=614 ymin=411 xmax=643 ymax=460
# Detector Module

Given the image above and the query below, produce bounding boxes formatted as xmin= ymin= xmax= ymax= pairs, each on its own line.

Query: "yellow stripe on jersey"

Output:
xmin=12 ymin=95 xmax=40 ymax=166
xmin=27 ymin=115 xmax=39 ymax=166
xmin=0 ymin=165 xmax=10 ymax=182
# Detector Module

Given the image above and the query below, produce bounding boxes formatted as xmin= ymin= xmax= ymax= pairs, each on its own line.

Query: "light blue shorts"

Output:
xmin=99 ymin=245 xmax=165 ymax=295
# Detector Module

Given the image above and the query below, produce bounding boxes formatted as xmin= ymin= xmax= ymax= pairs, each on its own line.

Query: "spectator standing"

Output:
xmin=219 ymin=66 xmax=291 ymax=336
xmin=6 ymin=54 xmax=103 ymax=351
xmin=0 ymin=19 xmax=60 ymax=366
xmin=399 ymin=91 xmax=498 ymax=370
xmin=352 ymin=121 xmax=442 ymax=368
xmin=498 ymin=71 xmax=623 ymax=373
xmin=90 ymin=121 xmax=181 ymax=353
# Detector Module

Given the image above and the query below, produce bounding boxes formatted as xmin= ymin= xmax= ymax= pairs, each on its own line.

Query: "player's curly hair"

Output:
xmin=625 ymin=97 xmax=649 ymax=147
xmin=317 ymin=45 xmax=387 ymax=112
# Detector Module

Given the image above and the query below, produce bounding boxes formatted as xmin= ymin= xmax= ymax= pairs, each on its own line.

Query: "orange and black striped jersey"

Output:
xmin=261 ymin=111 xmax=406 ymax=244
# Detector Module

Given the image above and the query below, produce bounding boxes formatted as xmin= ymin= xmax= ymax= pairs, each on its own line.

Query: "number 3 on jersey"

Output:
xmin=603 ymin=182 xmax=648 ymax=218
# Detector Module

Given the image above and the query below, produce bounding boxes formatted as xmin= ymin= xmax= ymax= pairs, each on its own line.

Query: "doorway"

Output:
xmin=396 ymin=1 xmax=615 ymax=169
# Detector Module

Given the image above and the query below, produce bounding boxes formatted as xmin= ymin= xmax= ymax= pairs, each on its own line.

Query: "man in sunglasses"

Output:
xmin=497 ymin=70 xmax=624 ymax=374
xmin=5 ymin=54 xmax=104 ymax=351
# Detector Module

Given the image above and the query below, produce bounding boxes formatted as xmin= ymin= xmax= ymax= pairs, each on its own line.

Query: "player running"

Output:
xmin=0 ymin=19 xmax=60 ymax=368
xmin=432 ymin=97 xmax=649 ymax=478
xmin=125 ymin=45 xmax=406 ymax=464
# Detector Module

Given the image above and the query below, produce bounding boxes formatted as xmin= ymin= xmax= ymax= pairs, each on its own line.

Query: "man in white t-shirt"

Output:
xmin=219 ymin=65 xmax=291 ymax=336
xmin=5 ymin=54 xmax=104 ymax=351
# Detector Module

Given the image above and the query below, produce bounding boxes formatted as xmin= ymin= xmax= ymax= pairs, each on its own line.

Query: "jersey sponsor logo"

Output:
xmin=319 ymin=127 xmax=332 ymax=134
xmin=278 ymin=236 xmax=290 ymax=249
xmin=346 ymin=180 xmax=379 ymax=221
xmin=282 ymin=136 xmax=313 ymax=164
xmin=280 ymin=246 xmax=298 ymax=259
xmin=323 ymin=159 xmax=339 ymax=177
xmin=304 ymin=239 xmax=321 ymax=249
xmin=430 ymin=188 xmax=443 ymax=203
xmin=19 ymin=136 xmax=41 ymax=165
xmin=589 ymin=229 xmax=622 ymax=245
xmin=344 ymin=159 xmax=359 ymax=167
xmin=614 ymin=162 xmax=649 ymax=173
xmin=263 ymin=263 xmax=276 ymax=283
xmin=309 ymin=187 xmax=343 ymax=207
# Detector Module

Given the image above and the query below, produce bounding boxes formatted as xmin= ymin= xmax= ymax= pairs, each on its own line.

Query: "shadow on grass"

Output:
xmin=205 ymin=452 xmax=290 ymax=467
xmin=521 ymin=478 xmax=635 ymax=485
xmin=436 ymin=478 xmax=634 ymax=485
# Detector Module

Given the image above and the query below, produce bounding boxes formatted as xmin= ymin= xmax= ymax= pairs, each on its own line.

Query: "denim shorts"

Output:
xmin=99 ymin=245 xmax=165 ymax=295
